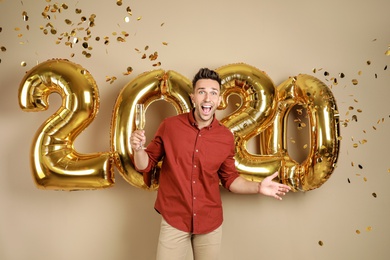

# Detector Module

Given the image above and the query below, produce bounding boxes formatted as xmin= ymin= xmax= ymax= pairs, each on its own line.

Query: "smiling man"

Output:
xmin=130 ymin=68 xmax=291 ymax=260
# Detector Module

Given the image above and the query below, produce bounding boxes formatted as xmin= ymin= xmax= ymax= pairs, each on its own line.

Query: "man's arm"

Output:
xmin=229 ymin=172 xmax=291 ymax=200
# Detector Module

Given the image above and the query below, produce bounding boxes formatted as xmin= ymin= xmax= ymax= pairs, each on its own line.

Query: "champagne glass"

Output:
xmin=135 ymin=103 xmax=145 ymax=150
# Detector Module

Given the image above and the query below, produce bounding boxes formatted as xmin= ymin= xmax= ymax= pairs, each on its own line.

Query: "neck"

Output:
xmin=193 ymin=110 xmax=213 ymax=129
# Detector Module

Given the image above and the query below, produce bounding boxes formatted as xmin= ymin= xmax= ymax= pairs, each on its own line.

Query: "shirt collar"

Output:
xmin=188 ymin=108 xmax=218 ymax=130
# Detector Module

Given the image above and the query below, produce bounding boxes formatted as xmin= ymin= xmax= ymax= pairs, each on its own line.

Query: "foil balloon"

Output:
xmin=18 ymin=59 xmax=114 ymax=190
xmin=111 ymin=70 xmax=192 ymax=190
xmin=261 ymin=74 xmax=340 ymax=191
xmin=216 ymin=63 xmax=284 ymax=183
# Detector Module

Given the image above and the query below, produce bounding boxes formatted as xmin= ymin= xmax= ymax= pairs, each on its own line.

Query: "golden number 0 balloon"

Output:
xmin=18 ymin=59 xmax=114 ymax=190
xmin=261 ymin=75 xmax=340 ymax=191
xmin=111 ymin=70 xmax=192 ymax=190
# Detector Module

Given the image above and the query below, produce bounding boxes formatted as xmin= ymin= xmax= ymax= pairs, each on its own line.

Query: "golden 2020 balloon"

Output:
xmin=18 ymin=59 xmax=114 ymax=190
xmin=19 ymin=60 xmax=339 ymax=192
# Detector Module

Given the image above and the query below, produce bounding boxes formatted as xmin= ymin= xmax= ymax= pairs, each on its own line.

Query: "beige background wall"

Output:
xmin=1 ymin=0 xmax=389 ymax=259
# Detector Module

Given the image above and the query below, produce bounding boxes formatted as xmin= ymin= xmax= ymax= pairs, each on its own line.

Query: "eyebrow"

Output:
xmin=196 ymin=87 xmax=219 ymax=91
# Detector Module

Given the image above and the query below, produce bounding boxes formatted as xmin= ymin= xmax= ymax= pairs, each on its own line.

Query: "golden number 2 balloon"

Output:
xmin=18 ymin=59 xmax=114 ymax=190
xmin=111 ymin=70 xmax=192 ymax=190
xmin=216 ymin=63 xmax=285 ymax=182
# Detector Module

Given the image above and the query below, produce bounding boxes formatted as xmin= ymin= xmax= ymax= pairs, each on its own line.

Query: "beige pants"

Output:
xmin=156 ymin=218 xmax=223 ymax=260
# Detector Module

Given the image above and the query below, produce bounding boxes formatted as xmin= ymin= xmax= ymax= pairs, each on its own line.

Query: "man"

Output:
xmin=130 ymin=68 xmax=291 ymax=260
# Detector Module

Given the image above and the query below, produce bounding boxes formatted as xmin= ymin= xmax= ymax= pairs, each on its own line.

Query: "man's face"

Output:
xmin=190 ymin=79 xmax=222 ymax=128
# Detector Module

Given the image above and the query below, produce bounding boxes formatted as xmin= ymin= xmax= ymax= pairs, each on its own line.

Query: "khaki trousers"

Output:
xmin=156 ymin=218 xmax=223 ymax=260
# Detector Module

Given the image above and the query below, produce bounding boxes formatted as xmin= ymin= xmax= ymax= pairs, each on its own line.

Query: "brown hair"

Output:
xmin=192 ymin=68 xmax=221 ymax=90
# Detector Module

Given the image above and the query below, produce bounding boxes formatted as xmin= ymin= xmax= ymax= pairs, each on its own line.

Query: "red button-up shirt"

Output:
xmin=139 ymin=110 xmax=239 ymax=234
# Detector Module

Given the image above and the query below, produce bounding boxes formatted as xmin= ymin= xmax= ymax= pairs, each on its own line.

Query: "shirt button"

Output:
xmin=194 ymin=165 xmax=197 ymax=168
xmin=193 ymin=197 xmax=196 ymax=200
xmin=194 ymin=213 xmax=197 ymax=216
xmin=195 ymin=149 xmax=198 ymax=152
xmin=193 ymin=181 xmax=196 ymax=184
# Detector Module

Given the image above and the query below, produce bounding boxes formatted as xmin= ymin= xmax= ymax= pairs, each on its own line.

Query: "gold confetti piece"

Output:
xmin=303 ymin=144 xmax=308 ymax=149
xmin=339 ymin=72 xmax=345 ymax=78
xmin=358 ymin=71 xmax=362 ymax=75
xmin=124 ymin=16 xmax=130 ymax=23
xmin=366 ymin=226 xmax=372 ymax=232
xmin=366 ymin=60 xmax=371 ymax=65
xmin=353 ymin=143 xmax=358 ymax=148
xmin=318 ymin=241 xmax=323 ymax=246
xmin=161 ymin=22 xmax=165 ymax=26
xmin=352 ymin=79 xmax=358 ymax=85
xmin=1 ymin=46 xmax=6 ymax=52
xmin=388 ymin=169 xmax=390 ymax=173
xmin=372 ymin=193 xmax=377 ymax=198
xmin=117 ymin=36 xmax=125 ymax=42
xmin=149 ymin=51 xmax=158 ymax=61
xmin=117 ymin=0 xmax=123 ymax=6
xmin=356 ymin=230 xmax=361 ymax=234
xmin=141 ymin=54 xmax=146 ymax=59
xmin=137 ymin=16 xmax=142 ymax=21
xmin=123 ymin=66 xmax=133 ymax=75
xmin=126 ymin=6 xmax=132 ymax=15
xmin=153 ymin=62 xmax=161 ymax=67
xmin=162 ymin=41 xmax=168 ymax=45
xmin=22 ymin=11 xmax=29 ymax=21
xmin=21 ymin=61 xmax=27 ymax=67
xmin=363 ymin=177 xmax=367 ymax=182
xmin=75 ymin=8 xmax=82 ymax=14
xmin=386 ymin=50 xmax=390 ymax=56
xmin=105 ymin=76 xmax=117 ymax=84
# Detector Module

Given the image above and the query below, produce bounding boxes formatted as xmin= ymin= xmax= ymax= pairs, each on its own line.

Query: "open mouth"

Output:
xmin=201 ymin=105 xmax=212 ymax=114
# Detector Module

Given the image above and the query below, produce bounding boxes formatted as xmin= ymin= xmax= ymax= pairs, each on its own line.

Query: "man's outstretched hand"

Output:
xmin=259 ymin=172 xmax=291 ymax=200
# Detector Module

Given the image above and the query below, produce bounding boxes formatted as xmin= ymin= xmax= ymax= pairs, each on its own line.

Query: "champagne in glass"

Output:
xmin=135 ymin=103 xmax=145 ymax=149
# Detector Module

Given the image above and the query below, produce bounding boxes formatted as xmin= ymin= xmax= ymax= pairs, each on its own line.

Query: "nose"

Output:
xmin=204 ymin=92 xmax=210 ymax=101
